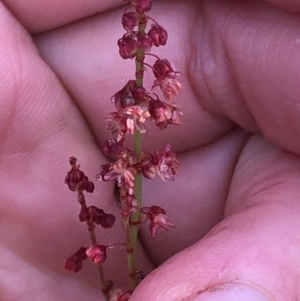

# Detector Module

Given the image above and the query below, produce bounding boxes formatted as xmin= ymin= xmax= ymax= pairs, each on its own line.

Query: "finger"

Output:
xmin=0 ymin=4 xmax=152 ymax=300
xmin=130 ymin=135 xmax=300 ymax=301
xmin=193 ymin=0 xmax=300 ymax=154
xmin=34 ymin=0 xmax=235 ymax=154
xmin=263 ymin=0 xmax=300 ymax=12
xmin=2 ymin=0 xmax=122 ymax=33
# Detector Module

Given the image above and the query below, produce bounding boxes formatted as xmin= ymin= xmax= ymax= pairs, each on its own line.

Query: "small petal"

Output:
xmin=86 ymin=245 xmax=107 ymax=265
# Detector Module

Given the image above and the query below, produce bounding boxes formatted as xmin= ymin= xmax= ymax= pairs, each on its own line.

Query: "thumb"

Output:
xmin=130 ymin=136 xmax=300 ymax=301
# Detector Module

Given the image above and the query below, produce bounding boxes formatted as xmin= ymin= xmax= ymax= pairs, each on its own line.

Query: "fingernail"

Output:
xmin=190 ymin=284 xmax=273 ymax=301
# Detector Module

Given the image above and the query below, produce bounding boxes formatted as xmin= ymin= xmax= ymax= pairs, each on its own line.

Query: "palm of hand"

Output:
xmin=1 ymin=1 xmax=300 ymax=300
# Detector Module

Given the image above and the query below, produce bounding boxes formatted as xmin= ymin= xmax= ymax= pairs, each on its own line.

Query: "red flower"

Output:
xmin=149 ymin=99 xmax=183 ymax=129
xmin=131 ymin=0 xmax=152 ymax=12
xmin=137 ymin=35 xmax=153 ymax=52
xmin=88 ymin=206 xmax=116 ymax=229
xmin=151 ymin=59 xmax=183 ymax=100
xmin=140 ymin=206 xmax=175 ymax=238
xmin=65 ymin=157 xmax=95 ymax=193
xmin=96 ymin=150 xmax=138 ymax=195
xmin=102 ymin=138 xmax=124 ymax=156
xmin=155 ymin=144 xmax=180 ymax=181
xmin=86 ymin=245 xmax=107 ymax=265
xmin=148 ymin=23 xmax=168 ymax=47
xmin=122 ymin=12 xmax=137 ymax=31
xmin=118 ymin=33 xmax=137 ymax=59
xmin=64 ymin=247 xmax=87 ymax=273
xmin=123 ymin=105 xmax=150 ymax=134
xmin=106 ymin=113 xmax=127 ymax=142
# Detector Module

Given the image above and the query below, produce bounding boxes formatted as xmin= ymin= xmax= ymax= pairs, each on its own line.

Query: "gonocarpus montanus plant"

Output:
xmin=64 ymin=0 xmax=183 ymax=300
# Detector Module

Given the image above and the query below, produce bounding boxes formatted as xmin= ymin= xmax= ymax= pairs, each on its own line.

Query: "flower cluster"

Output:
xmin=98 ymin=3 xmax=183 ymax=219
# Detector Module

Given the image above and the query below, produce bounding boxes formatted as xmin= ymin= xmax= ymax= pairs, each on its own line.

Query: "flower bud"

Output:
xmin=64 ymin=247 xmax=87 ymax=273
xmin=122 ymin=12 xmax=137 ymax=31
xmin=148 ymin=24 xmax=168 ymax=47
xmin=86 ymin=245 xmax=107 ymax=264
xmin=88 ymin=206 xmax=116 ymax=228
xmin=131 ymin=0 xmax=152 ymax=12
xmin=65 ymin=157 xmax=95 ymax=193
xmin=140 ymin=205 xmax=175 ymax=238
xmin=102 ymin=138 xmax=124 ymax=156
xmin=64 ymin=255 xmax=83 ymax=273
xmin=138 ymin=35 xmax=152 ymax=52
xmin=118 ymin=34 xmax=137 ymax=59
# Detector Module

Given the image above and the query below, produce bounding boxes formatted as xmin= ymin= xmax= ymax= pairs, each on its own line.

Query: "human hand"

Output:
xmin=2 ymin=0 xmax=300 ymax=300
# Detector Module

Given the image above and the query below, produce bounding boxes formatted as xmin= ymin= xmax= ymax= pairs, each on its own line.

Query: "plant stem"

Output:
xmin=125 ymin=11 xmax=147 ymax=290
xmin=78 ymin=192 xmax=110 ymax=301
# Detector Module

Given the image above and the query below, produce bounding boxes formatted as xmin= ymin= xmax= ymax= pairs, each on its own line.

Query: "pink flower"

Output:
xmin=141 ymin=145 xmax=180 ymax=181
xmin=123 ymin=105 xmax=150 ymax=134
xmin=140 ymin=206 xmax=175 ymax=238
xmin=155 ymin=144 xmax=180 ymax=181
xmin=86 ymin=245 xmax=107 ymax=264
xmin=96 ymin=150 xmax=138 ymax=195
xmin=151 ymin=59 xmax=183 ymax=100
xmin=106 ymin=112 xmax=127 ymax=142
xmin=149 ymin=99 xmax=183 ymax=129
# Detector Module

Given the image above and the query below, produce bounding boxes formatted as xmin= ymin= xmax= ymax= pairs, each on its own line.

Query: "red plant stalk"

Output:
xmin=64 ymin=0 xmax=183 ymax=300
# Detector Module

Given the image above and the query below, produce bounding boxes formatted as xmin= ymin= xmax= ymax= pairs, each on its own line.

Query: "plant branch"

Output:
xmin=78 ymin=191 xmax=110 ymax=301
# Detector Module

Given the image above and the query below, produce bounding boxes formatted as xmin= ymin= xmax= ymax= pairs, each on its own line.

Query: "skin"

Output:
xmin=1 ymin=0 xmax=300 ymax=300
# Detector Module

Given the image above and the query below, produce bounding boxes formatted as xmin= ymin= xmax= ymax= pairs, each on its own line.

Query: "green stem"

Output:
xmin=78 ymin=192 xmax=110 ymax=301
xmin=123 ymin=11 xmax=147 ymax=290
